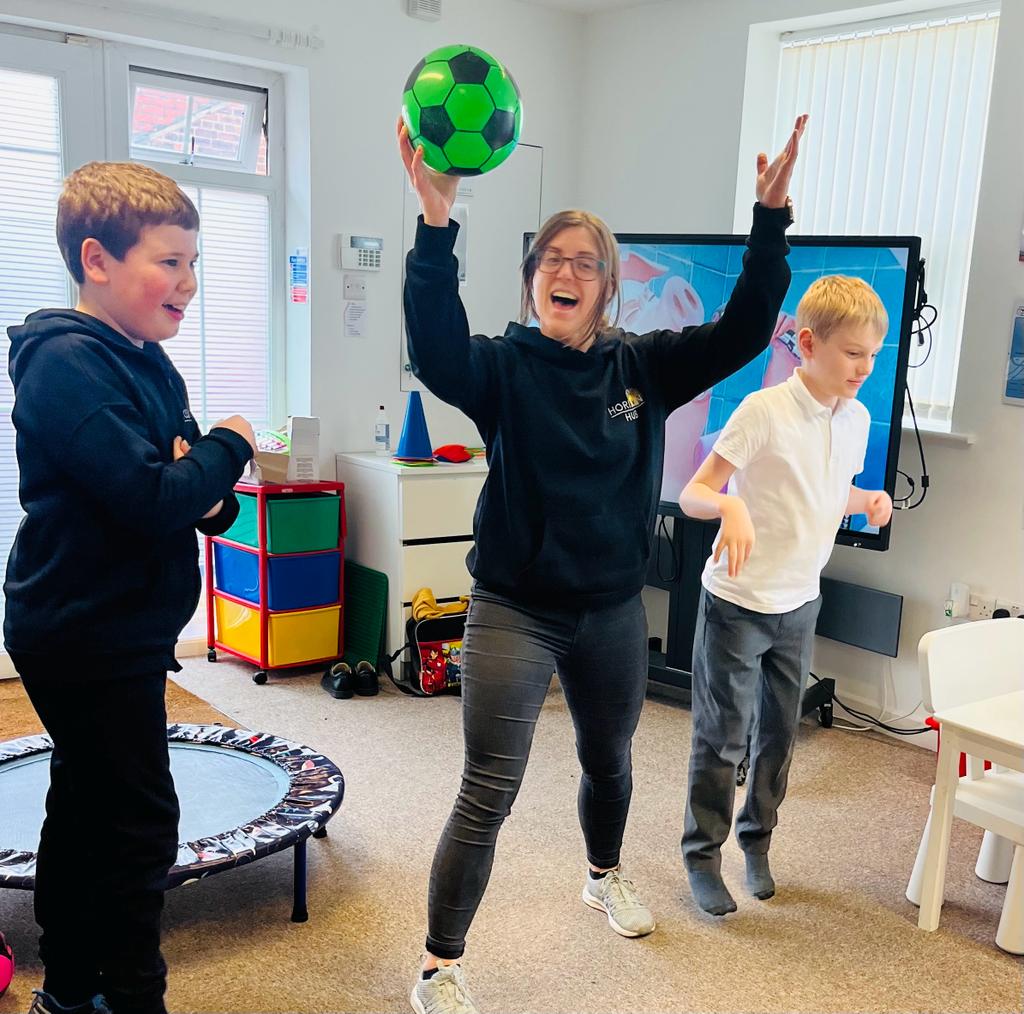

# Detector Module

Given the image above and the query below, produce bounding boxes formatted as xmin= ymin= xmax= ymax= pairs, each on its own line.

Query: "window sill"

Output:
xmin=901 ymin=423 xmax=975 ymax=448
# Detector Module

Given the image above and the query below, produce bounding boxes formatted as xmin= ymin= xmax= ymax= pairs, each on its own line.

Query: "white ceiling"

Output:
xmin=515 ymin=0 xmax=666 ymax=13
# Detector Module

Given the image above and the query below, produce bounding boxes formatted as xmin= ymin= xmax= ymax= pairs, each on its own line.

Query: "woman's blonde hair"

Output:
xmin=796 ymin=274 xmax=888 ymax=341
xmin=519 ymin=209 xmax=621 ymax=342
xmin=57 ymin=161 xmax=199 ymax=284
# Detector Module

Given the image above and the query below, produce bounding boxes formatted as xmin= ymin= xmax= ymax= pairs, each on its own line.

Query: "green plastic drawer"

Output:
xmin=224 ymin=493 xmax=341 ymax=554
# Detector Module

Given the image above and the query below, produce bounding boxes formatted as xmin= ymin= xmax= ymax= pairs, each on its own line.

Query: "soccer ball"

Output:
xmin=401 ymin=44 xmax=522 ymax=177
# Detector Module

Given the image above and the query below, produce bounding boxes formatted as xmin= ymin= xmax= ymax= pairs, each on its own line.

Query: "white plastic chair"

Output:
xmin=906 ymin=618 xmax=1024 ymax=953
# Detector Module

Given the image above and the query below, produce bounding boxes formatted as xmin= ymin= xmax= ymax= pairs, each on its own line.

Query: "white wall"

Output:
xmin=581 ymin=0 xmax=1024 ymax=737
xmin=0 ymin=0 xmax=585 ymax=451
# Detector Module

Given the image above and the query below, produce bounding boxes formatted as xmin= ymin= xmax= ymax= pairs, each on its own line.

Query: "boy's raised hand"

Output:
xmin=715 ymin=496 xmax=756 ymax=579
xmin=398 ymin=116 xmax=459 ymax=227
xmin=756 ymin=113 xmax=808 ymax=209
xmin=864 ymin=490 xmax=893 ymax=527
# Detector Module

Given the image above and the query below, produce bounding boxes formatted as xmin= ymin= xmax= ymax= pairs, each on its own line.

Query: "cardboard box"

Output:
xmin=248 ymin=416 xmax=321 ymax=484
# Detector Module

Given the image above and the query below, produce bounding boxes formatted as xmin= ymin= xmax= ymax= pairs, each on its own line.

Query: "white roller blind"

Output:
xmin=0 ymin=66 xmax=69 ymax=621
xmin=168 ymin=185 xmax=271 ymax=430
xmin=775 ymin=8 xmax=999 ymax=427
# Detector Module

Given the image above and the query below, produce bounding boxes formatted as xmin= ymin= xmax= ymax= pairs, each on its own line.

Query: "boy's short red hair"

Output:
xmin=57 ymin=161 xmax=199 ymax=284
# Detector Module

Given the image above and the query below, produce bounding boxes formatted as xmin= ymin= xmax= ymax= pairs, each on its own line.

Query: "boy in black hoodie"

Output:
xmin=4 ymin=161 xmax=255 ymax=1014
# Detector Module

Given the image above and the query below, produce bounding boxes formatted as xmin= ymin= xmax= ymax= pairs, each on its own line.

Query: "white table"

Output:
xmin=918 ymin=689 xmax=1024 ymax=932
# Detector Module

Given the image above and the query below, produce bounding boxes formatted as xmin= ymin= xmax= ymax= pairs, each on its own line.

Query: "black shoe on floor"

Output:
xmin=321 ymin=662 xmax=354 ymax=699
xmin=354 ymin=660 xmax=379 ymax=696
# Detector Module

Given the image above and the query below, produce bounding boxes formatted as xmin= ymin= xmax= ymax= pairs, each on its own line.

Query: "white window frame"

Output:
xmin=104 ymin=43 xmax=287 ymax=427
xmin=128 ymin=66 xmax=267 ymax=174
xmin=734 ymin=1 xmax=999 ymax=434
xmin=0 ymin=26 xmax=105 ymax=677
xmin=0 ymin=26 xmax=106 ymax=281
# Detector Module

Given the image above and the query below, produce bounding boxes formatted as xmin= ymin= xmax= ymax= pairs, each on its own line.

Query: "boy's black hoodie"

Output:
xmin=4 ymin=310 xmax=253 ymax=679
xmin=404 ymin=205 xmax=791 ymax=609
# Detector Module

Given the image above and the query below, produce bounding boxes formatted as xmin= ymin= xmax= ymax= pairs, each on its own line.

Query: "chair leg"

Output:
xmin=918 ymin=730 xmax=960 ymax=932
xmin=995 ymin=845 xmax=1024 ymax=955
xmin=976 ymin=830 xmax=1015 ymax=884
xmin=906 ymin=807 xmax=933 ymax=906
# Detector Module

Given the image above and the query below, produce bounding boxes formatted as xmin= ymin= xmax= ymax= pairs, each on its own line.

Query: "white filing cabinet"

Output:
xmin=335 ymin=452 xmax=487 ymax=655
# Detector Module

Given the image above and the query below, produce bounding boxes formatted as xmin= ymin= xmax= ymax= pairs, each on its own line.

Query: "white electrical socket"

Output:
xmin=968 ymin=594 xmax=996 ymax=620
xmin=995 ymin=598 xmax=1024 ymax=618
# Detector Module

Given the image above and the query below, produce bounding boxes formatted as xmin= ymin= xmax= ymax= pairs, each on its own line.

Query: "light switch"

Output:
xmin=344 ymin=274 xmax=367 ymax=300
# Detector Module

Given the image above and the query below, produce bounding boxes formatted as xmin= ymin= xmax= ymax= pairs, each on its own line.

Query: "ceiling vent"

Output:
xmin=407 ymin=0 xmax=441 ymax=21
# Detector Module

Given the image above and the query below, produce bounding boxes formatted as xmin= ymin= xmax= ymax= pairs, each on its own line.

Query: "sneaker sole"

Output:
xmin=581 ymin=887 xmax=656 ymax=938
xmin=409 ymin=986 xmax=426 ymax=1014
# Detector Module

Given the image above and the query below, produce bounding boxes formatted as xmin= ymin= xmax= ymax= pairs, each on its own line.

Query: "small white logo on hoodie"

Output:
xmin=182 ymin=408 xmax=192 ymax=422
xmin=607 ymin=388 xmax=644 ymax=422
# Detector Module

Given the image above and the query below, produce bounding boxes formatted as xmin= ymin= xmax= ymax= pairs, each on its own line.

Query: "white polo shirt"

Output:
xmin=700 ymin=370 xmax=870 ymax=614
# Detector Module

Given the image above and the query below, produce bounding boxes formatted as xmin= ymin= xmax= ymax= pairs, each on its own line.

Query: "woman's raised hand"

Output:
xmin=755 ymin=113 xmax=808 ymax=209
xmin=398 ymin=117 xmax=459 ymax=227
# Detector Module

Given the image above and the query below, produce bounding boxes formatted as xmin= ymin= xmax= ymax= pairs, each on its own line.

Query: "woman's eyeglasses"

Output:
xmin=535 ymin=249 xmax=605 ymax=281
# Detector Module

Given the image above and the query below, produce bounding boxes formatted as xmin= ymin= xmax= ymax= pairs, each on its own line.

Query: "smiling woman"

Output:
xmin=397 ymin=112 xmax=807 ymax=1013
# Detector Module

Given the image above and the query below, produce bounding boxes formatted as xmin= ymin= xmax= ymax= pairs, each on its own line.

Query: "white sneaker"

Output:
xmin=582 ymin=867 xmax=656 ymax=937
xmin=410 ymin=963 xmax=480 ymax=1014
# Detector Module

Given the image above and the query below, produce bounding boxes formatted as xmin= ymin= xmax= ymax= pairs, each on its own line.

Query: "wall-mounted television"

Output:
xmin=527 ymin=231 xmax=921 ymax=552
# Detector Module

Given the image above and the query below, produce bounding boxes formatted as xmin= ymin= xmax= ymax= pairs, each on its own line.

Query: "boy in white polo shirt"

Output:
xmin=678 ymin=275 xmax=893 ymax=916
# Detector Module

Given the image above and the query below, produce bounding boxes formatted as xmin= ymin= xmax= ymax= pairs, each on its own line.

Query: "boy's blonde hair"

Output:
xmin=520 ymin=209 xmax=622 ymax=340
xmin=57 ymin=161 xmax=199 ymax=284
xmin=796 ymin=274 xmax=888 ymax=342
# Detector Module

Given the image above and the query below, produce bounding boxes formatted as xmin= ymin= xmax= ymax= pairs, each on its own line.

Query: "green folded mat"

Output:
xmin=343 ymin=561 xmax=389 ymax=671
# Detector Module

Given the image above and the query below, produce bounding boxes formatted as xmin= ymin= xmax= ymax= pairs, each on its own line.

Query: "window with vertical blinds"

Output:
xmin=775 ymin=6 xmax=999 ymax=428
xmin=0 ymin=67 xmax=69 ymax=621
xmin=0 ymin=47 xmax=279 ymax=644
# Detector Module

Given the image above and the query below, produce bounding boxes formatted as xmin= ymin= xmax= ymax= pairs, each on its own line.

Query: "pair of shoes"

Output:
xmin=28 ymin=991 xmax=111 ymax=1014
xmin=582 ymin=867 xmax=656 ymax=937
xmin=410 ymin=964 xmax=479 ymax=1014
xmin=320 ymin=661 xmax=379 ymax=699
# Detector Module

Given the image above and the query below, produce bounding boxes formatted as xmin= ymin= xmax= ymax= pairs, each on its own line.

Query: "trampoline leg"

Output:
xmin=291 ymin=839 xmax=309 ymax=923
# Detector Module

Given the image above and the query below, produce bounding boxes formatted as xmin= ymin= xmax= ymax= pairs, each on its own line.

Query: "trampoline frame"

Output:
xmin=0 ymin=722 xmax=344 ymax=923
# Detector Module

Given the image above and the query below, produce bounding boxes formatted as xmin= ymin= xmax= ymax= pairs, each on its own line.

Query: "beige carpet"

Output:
xmin=0 ymin=658 xmax=1020 ymax=1013
xmin=0 ymin=675 xmax=234 ymax=740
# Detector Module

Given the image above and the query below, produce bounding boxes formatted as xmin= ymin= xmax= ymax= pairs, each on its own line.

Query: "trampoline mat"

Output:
xmin=0 ymin=724 xmax=344 ymax=890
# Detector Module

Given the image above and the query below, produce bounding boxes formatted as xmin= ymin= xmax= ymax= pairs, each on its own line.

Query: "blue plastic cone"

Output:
xmin=394 ymin=390 xmax=433 ymax=461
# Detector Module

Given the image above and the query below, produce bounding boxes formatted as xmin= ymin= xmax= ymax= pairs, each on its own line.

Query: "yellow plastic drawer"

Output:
xmin=215 ymin=598 xmax=341 ymax=666
xmin=215 ymin=597 xmax=261 ymax=660
xmin=267 ymin=604 xmax=341 ymax=665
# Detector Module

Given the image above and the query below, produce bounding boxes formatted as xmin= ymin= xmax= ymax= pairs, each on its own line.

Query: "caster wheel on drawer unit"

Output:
xmin=253 ymin=670 xmax=268 ymax=685
xmin=207 ymin=648 xmax=217 ymax=663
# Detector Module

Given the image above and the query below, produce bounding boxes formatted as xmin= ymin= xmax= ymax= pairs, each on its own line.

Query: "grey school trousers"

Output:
xmin=682 ymin=588 xmax=821 ymax=868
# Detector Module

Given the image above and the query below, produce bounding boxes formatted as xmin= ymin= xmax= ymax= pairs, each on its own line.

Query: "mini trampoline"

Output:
xmin=0 ymin=723 xmax=344 ymax=922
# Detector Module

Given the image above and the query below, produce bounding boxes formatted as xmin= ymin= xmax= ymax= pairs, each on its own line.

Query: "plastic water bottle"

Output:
xmin=373 ymin=405 xmax=391 ymax=456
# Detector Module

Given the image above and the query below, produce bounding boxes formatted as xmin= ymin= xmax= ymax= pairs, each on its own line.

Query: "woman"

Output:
xmin=400 ymin=113 xmax=807 ymax=1014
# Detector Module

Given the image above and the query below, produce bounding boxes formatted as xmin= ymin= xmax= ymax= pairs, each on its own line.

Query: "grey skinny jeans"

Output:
xmin=425 ymin=584 xmax=649 ymax=959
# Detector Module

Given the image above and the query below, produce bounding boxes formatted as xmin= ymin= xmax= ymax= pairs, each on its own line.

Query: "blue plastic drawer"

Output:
xmin=214 ymin=543 xmax=341 ymax=611
xmin=214 ymin=542 xmax=259 ymax=604
xmin=266 ymin=553 xmax=340 ymax=611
